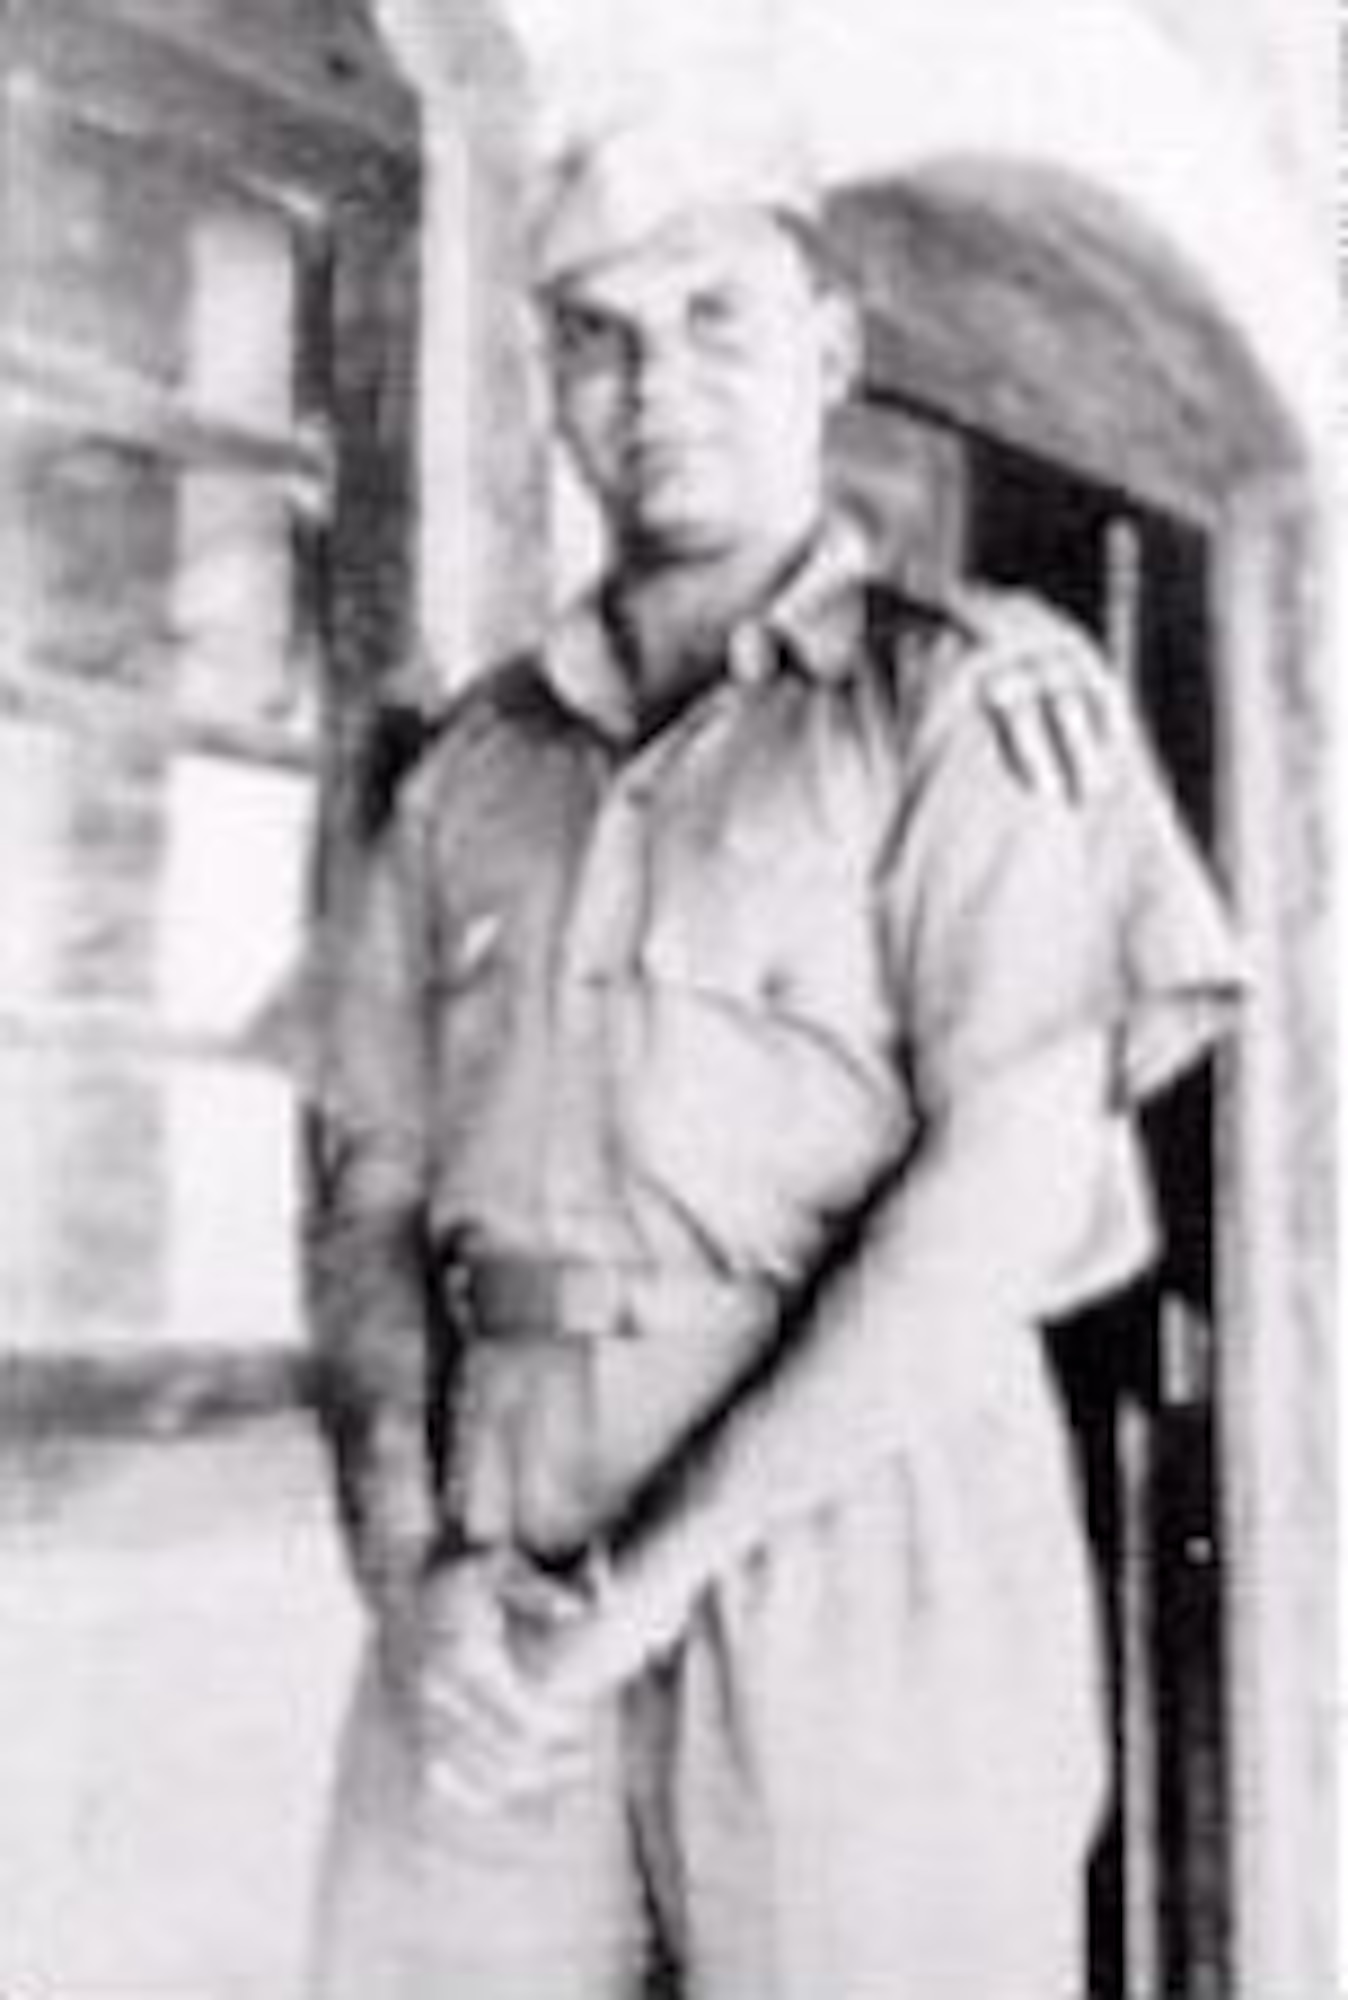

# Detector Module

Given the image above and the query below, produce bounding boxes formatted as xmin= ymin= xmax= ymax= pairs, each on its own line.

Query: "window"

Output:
xmin=0 ymin=1 xmax=418 ymax=1411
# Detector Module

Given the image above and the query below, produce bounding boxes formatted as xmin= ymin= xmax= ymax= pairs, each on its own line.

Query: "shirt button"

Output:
xmin=761 ymin=967 xmax=793 ymax=1009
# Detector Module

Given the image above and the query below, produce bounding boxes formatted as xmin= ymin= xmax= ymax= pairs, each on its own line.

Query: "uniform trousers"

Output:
xmin=310 ymin=1333 xmax=1106 ymax=2000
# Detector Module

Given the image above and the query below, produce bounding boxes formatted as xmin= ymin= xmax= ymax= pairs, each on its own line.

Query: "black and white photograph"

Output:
xmin=0 ymin=0 xmax=1335 ymax=1994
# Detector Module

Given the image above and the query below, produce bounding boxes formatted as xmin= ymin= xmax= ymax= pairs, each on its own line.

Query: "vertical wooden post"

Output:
xmin=1101 ymin=505 xmax=1164 ymax=2000
xmin=1210 ymin=479 xmax=1335 ymax=2000
xmin=373 ymin=0 xmax=543 ymax=689
xmin=1103 ymin=511 xmax=1144 ymax=687
xmin=1116 ymin=1392 xmax=1161 ymax=2000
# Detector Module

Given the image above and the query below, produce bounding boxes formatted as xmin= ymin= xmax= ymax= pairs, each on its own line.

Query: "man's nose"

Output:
xmin=626 ymin=329 xmax=700 ymax=411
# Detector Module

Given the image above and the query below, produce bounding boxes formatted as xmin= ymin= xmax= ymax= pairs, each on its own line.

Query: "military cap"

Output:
xmin=530 ymin=77 xmax=820 ymax=286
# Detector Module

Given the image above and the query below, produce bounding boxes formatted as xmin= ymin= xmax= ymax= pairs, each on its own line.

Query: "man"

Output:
xmin=306 ymin=87 xmax=1240 ymax=2000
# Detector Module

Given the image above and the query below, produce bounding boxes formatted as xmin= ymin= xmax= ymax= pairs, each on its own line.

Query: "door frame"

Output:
xmin=832 ymin=171 xmax=1333 ymax=2000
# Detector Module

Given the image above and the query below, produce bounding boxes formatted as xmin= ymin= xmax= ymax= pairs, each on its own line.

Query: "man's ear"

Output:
xmin=817 ymin=288 xmax=862 ymax=411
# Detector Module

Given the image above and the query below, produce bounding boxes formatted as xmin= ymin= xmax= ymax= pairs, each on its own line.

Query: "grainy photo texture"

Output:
xmin=0 ymin=2 xmax=1334 ymax=1997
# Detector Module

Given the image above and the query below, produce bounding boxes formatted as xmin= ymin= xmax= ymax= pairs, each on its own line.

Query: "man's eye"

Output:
xmin=686 ymin=289 xmax=752 ymax=347
xmin=550 ymin=305 xmax=628 ymax=372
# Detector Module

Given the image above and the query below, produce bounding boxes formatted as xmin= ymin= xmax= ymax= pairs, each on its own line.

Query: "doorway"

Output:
xmin=828 ymin=159 xmax=1312 ymax=2000
xmin=836 ymin=400 xmax=1229 ymax=1998
xmin=969 ymin=442 xmax=1228 ymax=2000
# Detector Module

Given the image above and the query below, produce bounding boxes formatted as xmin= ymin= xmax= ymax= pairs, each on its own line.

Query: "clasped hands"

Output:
xmin=385 ymin=1544 xmax=674 ymax=1817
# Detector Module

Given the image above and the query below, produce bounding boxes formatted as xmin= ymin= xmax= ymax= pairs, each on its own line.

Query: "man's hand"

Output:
xmin=509 ymin=1543 xmax=698 ymax=1713
xmin=399 ymin=1554 xmax=598 ymax=1816
xmin=964 ymin=588 xmax=1123 ymax=802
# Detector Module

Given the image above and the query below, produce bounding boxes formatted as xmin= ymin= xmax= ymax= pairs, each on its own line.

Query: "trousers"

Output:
xmin=310 ymin=1345 xmax=1105 ymax=2000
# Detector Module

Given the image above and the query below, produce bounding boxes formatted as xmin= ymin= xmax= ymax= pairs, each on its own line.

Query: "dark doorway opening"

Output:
xmin=968 ymin=442 xmax=1230 ymax=2000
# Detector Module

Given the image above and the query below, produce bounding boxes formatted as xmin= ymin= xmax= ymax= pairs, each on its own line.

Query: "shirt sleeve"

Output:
xmin=299 ymin=763 xmax=442 ymax=1609
xmin=879 ymin=685 xmax=1117 ymax=1123
xmin=879 ymin=641 xmax=1244 ymax=1126
xmin=305 ymin=801 xmax=434 ymax=1218
xmin=302 ymin=756 xmax=441 ymax=1386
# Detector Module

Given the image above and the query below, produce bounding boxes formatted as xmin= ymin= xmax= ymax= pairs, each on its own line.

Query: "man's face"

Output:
xmin=544 ymin=208 xmax=856 ymax=567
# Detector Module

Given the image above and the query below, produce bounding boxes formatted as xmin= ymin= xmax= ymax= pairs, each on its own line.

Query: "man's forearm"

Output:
xmin=305 ymin=1197 xmax=439 ymax=1613
xmin=606 ymin=1036 xmax=1107 ymax=1635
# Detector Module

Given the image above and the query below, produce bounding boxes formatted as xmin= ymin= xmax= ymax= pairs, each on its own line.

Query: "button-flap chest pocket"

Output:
xmin=637 ymin=706 xmax=894 ymax=1066
xmin=425 ymin=736 xmax=603 ymax=1101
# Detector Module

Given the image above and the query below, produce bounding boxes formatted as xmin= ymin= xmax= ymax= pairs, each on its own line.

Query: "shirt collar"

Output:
xmin=542 ymin=513 xmax=878 ymax=740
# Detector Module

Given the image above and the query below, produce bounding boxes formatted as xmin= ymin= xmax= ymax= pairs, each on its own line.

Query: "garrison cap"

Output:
xmin=531 ymin=78 xmax=820 ymax=287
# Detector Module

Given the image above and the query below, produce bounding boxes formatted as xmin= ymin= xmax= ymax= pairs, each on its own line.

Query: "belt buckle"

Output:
xmin=558 ymin=1263 xmax=636 ymax=1342
xmin=440 ymin=1239 xmax=646 ymax=1344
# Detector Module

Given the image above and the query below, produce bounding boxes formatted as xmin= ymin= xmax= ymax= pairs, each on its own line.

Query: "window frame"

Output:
xmin=0 ymin=0 xmax=420 ymax=1443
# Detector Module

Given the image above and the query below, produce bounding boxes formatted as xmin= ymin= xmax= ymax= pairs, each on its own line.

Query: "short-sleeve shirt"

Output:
xmin=311 ymin=519 xmax=1242 ymax=1540
xmin=325 ymin=519 xmax=1238 ymax=1295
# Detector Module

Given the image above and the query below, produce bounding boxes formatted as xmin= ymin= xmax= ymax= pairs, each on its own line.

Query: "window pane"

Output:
xmin=0 ymin=719 xmax=168 ymax=1345
xmin=174 ymin=469 xmax=316 ymax=743
xmin=5 ymin=79 xmax=299 ymax=431
xmin=6 ymin=85 xmax=190 ymax=387
xmin=1 ymin=433 xmax=178 ymax=698
xmin=0 ymin=724 xmax=312 ymax=1355
xmin=0 ymin=419 xmax=316 ymax=745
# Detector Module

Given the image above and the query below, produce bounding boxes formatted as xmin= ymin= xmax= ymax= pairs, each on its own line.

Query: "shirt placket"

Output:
xmin=539 ymin=691 xmax=734 ymax=1283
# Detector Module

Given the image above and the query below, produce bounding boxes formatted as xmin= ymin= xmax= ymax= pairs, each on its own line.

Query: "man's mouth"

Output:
xmin=627 ymin=434 xmax=719 ymax=481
